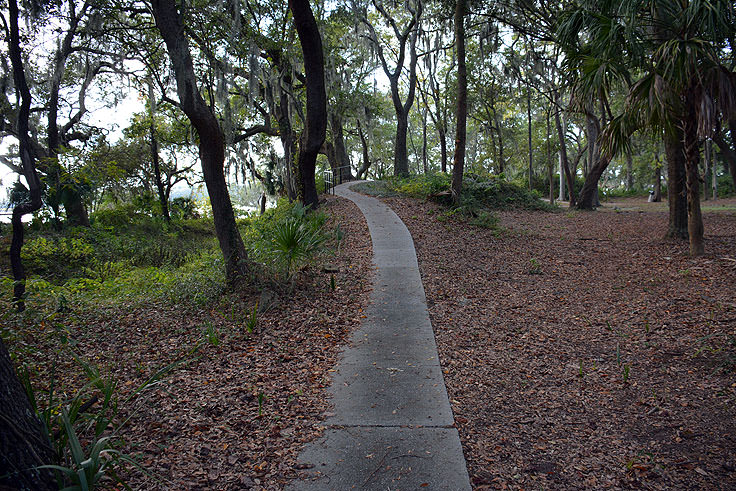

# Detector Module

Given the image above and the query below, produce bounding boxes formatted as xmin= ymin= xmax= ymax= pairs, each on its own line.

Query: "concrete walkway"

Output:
xmin=288 ymin=182 xmax=471 ymax=490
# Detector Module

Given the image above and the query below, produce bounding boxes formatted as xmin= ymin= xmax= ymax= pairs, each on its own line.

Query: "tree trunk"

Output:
xmin=421 ymin=107 xmax=428 ymax=174
xmin=329 ymin=112 xmax=352 ymax=182
xmin=526 ymin=80 xmax=533 ymax=191
xmin=492 ymin=103 xmax=504 ymax=174
xmin=3 ymin=2 xmax=58 ymax=487
xmin=450 ymin=0 xmax=467 ymax=205
xmin=149 ymin=79 xmax=170 ymax=221
xmin=577 ymin=110 xmax=610 ymax=210
xmin=0 ymin=338 xmax=57 ymax=490
xmin=356 ymin=118 xmax=371 ymax=180
xmin=559 ymin=152 xmax=566 ymax=201
xmin=151 ymin=0 xmax=249 ymax=282
xmin=664 ymin=127 xmax=689 ymax=239
xmin=682 ymin=96 xmax=704 ymax=256
xmin=547 ymin=108 xmax=554 ymax=204
xmin=653 ymin=147 xmax=662 ymax=202
xmin=439 ymin=126 xmax=448 ymax=173
xmin=577 ymin=156 xmax=611 ymax=209
xmin=707 ymin=138 xmax=716 ymax=200
xmin=290 ymin=0 xmax=326 ymax=209
xmin=625 ymin=149 xmax=634 ymax=191
xmin=395 ymin=111 xmax=410 ymax=176
xmin=46 ymin=1 xmax=90 ymax=228
xmin=553 ymin=92 xmax=576 ymax=206
xmin=712 ymin=129 xmax=736 ymax=190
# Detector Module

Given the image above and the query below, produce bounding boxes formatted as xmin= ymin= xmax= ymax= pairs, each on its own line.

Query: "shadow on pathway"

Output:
xmin=288 ymin=182 xmax=471 ymax=490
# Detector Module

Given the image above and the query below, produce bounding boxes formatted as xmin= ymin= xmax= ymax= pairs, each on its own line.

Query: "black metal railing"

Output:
xmin=323 ymin=166 xmax=353 ymax=194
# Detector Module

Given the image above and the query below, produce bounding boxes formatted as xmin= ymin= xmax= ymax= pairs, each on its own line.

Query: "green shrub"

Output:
xmin=22 ymin=237 xmax=95 ymax=280
xmin=717 ymin=175 xmax=734 ymax=197
xmin=389 ymin=173 xmax=450 ymax=198
xmin=90 ymin=203 xmax=144 ymax=228
xmin=316 ymin=172 xmax=327 ymax=194
xmin=170 ymin=197 xmax=200 ymax=220
xmin=244 ymin=199 xmax=330 ymax=279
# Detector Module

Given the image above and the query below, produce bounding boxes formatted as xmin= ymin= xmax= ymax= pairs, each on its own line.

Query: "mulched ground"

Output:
xmin=7 ymin=195 xmax=373 ymax=490
xmin=382 ymin=195 xmax=736 ymax=490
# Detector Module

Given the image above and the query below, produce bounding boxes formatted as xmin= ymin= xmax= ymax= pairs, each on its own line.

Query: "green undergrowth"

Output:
xmin=0 ymin=198 xmax=339 ymax=488
xmin=353 ymin=173 xmax=555 ymax=229
xmin=3 ymin=199 xmax=336 ymax=315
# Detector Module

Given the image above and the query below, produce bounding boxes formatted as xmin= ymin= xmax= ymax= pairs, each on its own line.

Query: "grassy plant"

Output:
xmin=623 ymin=364 xmax=631 ymax=383
xmin=257 ymin=392 xmax=266 ymax=416
xmin=245 ymin=304 xmax=258 ymax=333
xmin=528 ymin=258 xmax=543 ymax=275
xmin=202 ymin=322 xmax=220 ymax=347
xmin=270 ymin=218 xmax=326 ymax=277
xmin=16 ymin=349 xmax=186 ymax=490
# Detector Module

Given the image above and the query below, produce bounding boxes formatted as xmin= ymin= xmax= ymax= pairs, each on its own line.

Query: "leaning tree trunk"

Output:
xmin=577 ymin=156 xmax=611 ymax=209
xmin=151 ymin=0 xmax=249 ymax=282
xmin=450 ymin=0 xmax=467 ymax=204
xmin=682 ymin=95 xmax=704 ymax=256
xmin=664 ymin=126 xmax=689 ymax=239
xmin=2 ymin=2 xmax=58 ymax=487
xmin=290 ymin=0 xmax=326 ymax=210
xmin=1 ymin=338 xmax=57 ymax=490
xmin=356 ymin=119 xmax=372 ymax=180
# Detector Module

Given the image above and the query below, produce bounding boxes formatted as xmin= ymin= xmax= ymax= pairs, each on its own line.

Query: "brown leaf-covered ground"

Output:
xmin=5 ymin=195 xmax=373 ymax=490
xmin=383 ymin=195 xmax=736 ymax=490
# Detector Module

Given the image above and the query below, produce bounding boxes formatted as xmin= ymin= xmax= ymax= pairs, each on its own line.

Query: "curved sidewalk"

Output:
xmin=288 ymin=182 xmax=471 ymax=490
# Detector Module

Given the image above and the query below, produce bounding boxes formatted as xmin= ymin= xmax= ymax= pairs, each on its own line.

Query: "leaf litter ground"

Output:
xmin=8 ymin=195 xmax=372 ymax=490
xmin=8 ymin=194 xmax=736 ymax=489
xmin=382 ymin=195 xmax=736 ymax=490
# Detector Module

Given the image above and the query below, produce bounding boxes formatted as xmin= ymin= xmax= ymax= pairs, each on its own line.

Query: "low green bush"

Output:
xmin=22 ymin=237 xmax=95 ymax=280
xmin=243 ymin=199 xmax=330 ymax=279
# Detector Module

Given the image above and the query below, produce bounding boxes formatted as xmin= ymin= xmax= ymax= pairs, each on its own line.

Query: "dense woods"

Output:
xmin=1 ymin=0 xmax=735 ymax=488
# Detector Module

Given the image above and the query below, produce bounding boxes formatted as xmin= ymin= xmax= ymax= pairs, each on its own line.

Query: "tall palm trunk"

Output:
xmin=682 ymin=92 xmax=704 ymax=256
xmin=664 ymin=127 xmax=689 ymax=239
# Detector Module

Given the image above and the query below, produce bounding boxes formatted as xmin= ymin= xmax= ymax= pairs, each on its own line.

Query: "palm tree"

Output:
xmin=559 ymin=0 xmax=736 ymax=255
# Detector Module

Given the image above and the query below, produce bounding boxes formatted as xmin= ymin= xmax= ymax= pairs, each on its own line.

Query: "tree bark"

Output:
xmin=682 ymin=94 xmax=704 ymax=256
xmin=553 ymin=91 xmax=576 ymax=206
xmin=290 ymin=0 xmax=326 ymax=209
xmin=712 ymin=129 xmax=736 ymax=190
xmin=664 ymin=127 xmax=689 ymax=239
xmin=653 ymin=147 xmax=662 ymax=202
xmin=0 ymin=338 xmax=57 ymax=490
xmin=149 ymin=79 xmax=170 ymax=221
xmin=421 ymin=107 xmax=428 ymax=174
xmin=625 ymin=149 xmax=634 ymax=191
xmin=3 ymin=2 xmax=58 ymax=487
xmin=363 ymin=1 xmax=421 ymax=177
xmin=46 ymin=0 xmax=91 ymax=227
xmin=439 ymin=126 xmax=448 ymax=173
xmin=151 ymin=0 xmax=249 ymax=281
xmin=450 ymin=0 xmax=467 ymax=204
xmin=329 ymin=112 xmax=352 ymax=182
xmin=526 ymin=80 xmax=533 ymax=191
xmin=356 ymin=119 xmax=372 ymax=180
xmin=577 ymin=156 xmax=611 ymax=209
